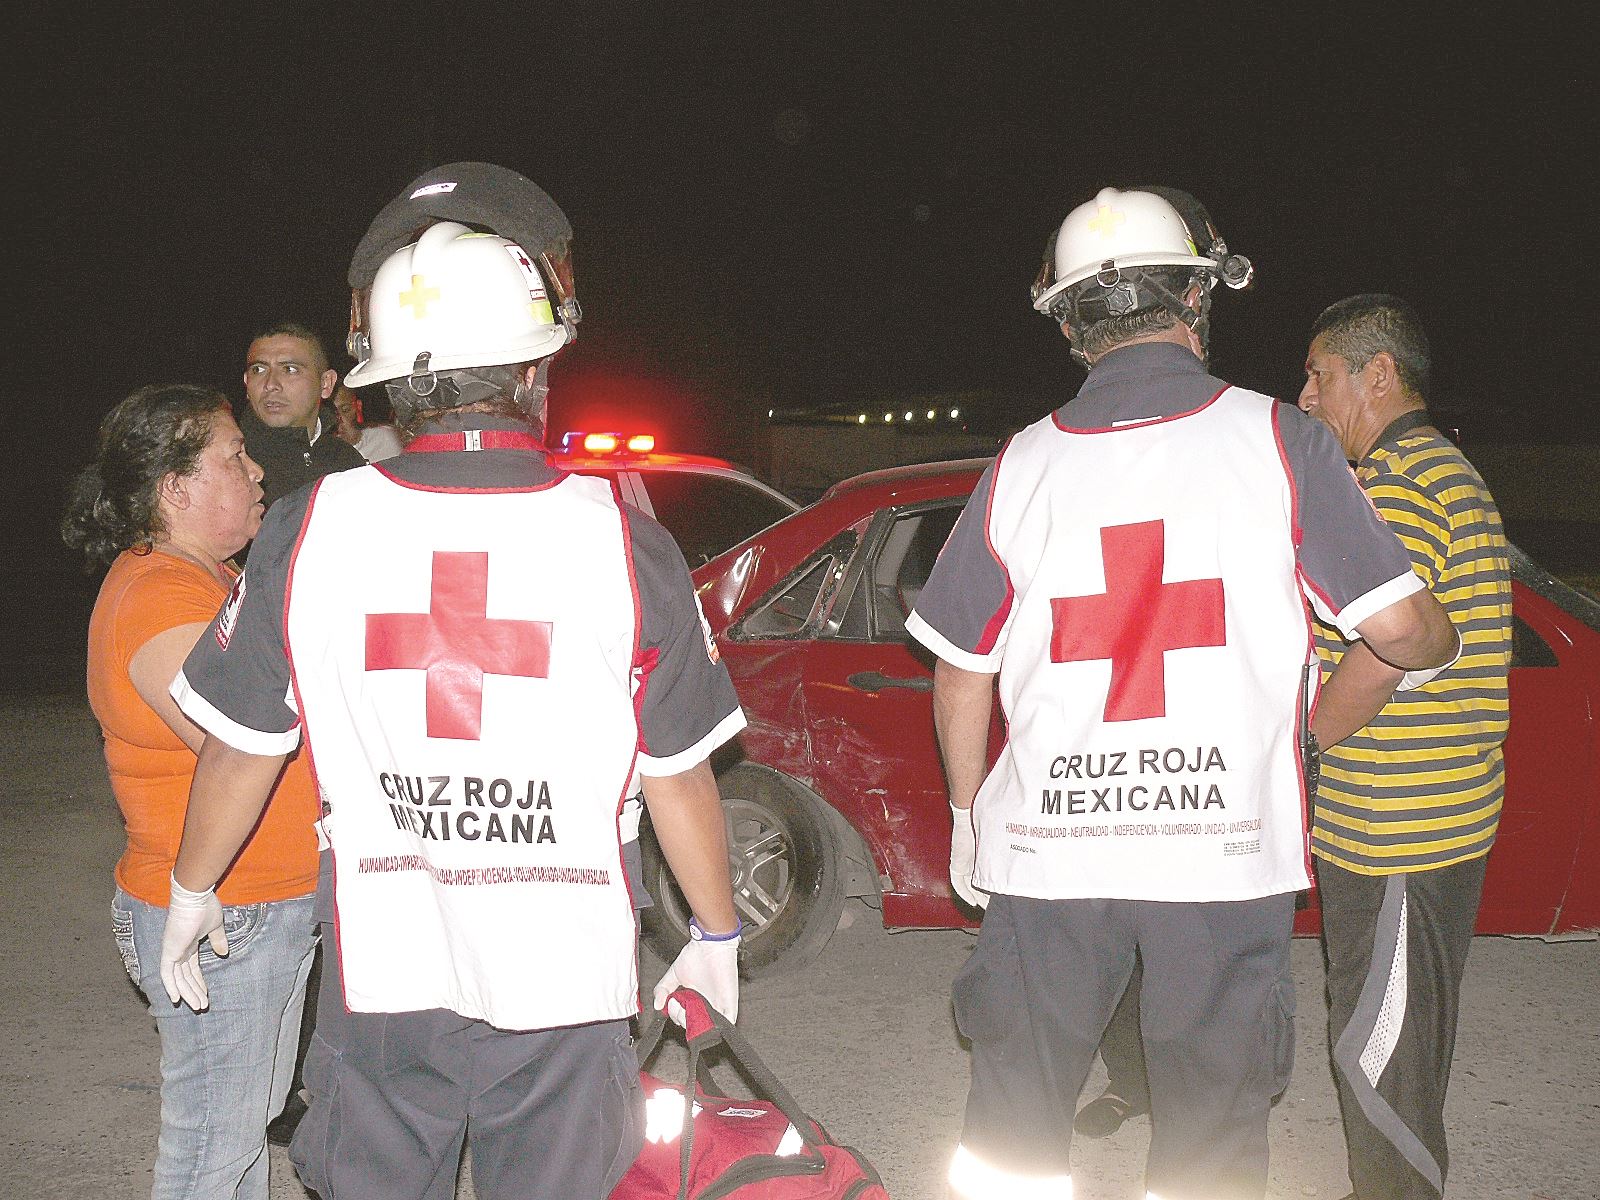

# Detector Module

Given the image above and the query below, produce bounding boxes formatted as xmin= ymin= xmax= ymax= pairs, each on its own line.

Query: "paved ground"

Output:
xmin=7 ymin=694 xmax=1597 ymax=1200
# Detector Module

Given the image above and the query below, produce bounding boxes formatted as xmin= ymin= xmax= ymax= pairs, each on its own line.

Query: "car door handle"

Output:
xmin=847 ymin=671 xmax=933 ymax=693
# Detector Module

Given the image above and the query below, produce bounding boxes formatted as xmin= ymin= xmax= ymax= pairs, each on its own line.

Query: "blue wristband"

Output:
xmin=689 ymin=916 xmax=743 ymax=942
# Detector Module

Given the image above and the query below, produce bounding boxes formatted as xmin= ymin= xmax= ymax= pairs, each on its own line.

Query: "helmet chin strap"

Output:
xmin=1067 ymin=270 xmax=1215 ymax=369
xmin=1139 ymin=270 xmax=1211 ymax=345
xmin=1167 ymin=287 xmax=1214 ymax=368
xmin=387 ymin=358 xmax=551 ymax=434
xmin=514 ymin=359 xmax=552 ymax=437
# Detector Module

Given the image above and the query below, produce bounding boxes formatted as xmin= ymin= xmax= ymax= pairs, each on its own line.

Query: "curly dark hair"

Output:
xmin=61 ymin=384 xmax=230 ymax=570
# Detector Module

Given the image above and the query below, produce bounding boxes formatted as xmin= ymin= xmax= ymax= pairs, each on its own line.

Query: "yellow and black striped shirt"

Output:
xmin=1312 ymin=421 xmax=1512 ymax=875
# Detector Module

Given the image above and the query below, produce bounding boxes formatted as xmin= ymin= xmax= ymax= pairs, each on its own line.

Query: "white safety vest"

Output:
xmin=285 ymin=466 xmax=642 ymax=1030
xmin=975 ymin=389 xmax=1314 ymax=902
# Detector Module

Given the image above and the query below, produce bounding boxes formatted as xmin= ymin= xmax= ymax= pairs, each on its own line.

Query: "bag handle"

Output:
xmin=667 ymin=988 xmax=824 ymax=1146
xmin=638 ymin=989 xmax=828 ymax=1199
xmin=635 ymin=1008 xmax=671 ymax=1064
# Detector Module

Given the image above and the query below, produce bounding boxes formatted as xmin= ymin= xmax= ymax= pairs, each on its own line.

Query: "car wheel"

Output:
xmin=640 ymin=764 xmax=845 ymax=976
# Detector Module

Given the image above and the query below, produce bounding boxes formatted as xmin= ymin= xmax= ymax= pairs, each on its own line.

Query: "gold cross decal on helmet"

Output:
xmin=399 ymin=274 xmax=441 ymax=318
xmin=1089 ymin=203 xmax=1126 ymax=238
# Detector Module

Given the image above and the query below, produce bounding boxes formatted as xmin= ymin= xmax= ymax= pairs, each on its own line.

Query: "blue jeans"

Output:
xmin=113 ymin=889 xmax=317 ymax=1200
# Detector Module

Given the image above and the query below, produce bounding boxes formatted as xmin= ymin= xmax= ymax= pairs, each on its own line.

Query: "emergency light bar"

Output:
xmin=560 ymin=431 xmax=659 ymax=456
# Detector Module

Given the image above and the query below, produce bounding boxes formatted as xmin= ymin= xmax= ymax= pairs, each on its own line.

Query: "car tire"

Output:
xmin=640 ymin=764 xmax=845 ymax=977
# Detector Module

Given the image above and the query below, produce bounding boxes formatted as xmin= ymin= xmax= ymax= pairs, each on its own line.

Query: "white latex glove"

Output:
xmin=160 ymin=874 xmax=228 ymax=1010
xmin=950 ymin=801 xmax=987 ymax=909
xmin=653 ymin=925 xmax=741 ymax=1025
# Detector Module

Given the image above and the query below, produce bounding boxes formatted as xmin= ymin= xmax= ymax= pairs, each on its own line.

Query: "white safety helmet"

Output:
xmin=1031 ymin=186 xmax=1253 ymax=340
xmin=1033 ymin=187 xmax=1216 ymax=317
xmin=345 ymin=220 xmax=568 ymax=388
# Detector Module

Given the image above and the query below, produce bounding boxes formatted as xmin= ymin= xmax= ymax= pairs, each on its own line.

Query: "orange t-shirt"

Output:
xmin=87 ymin=549 xmax=319 ymax=906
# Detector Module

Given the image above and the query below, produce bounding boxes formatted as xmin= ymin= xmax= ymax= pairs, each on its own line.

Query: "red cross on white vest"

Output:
xmin=1050 ymin=519 xmax=1226 ymax=723
xmin=365 ymin=551 xmax=552 ymax=741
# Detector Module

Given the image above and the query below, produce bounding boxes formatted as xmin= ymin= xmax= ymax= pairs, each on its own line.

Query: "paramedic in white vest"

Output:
xmin=156 ymin=163 xmax=746 ymax=1200
xmin=908 ymin=186 xmax=1461 ymax=1200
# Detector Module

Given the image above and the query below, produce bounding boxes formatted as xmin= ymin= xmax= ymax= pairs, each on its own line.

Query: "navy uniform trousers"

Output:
xmin=290 ymin=927 xmax=643 ymax=1200
xmin=954 ymin=891 xmax=1296 ymax=1200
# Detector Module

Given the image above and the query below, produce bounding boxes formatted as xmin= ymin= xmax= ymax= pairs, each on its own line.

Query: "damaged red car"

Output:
xmin=640 ymin=459 xmax=1600 ymax=974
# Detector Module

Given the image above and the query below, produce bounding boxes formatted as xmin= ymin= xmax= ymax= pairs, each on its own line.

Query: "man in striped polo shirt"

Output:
xmin=1299 ymin=294 xmax=1512 ymax=1200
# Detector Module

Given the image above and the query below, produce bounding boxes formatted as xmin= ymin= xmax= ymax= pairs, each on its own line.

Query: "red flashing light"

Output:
xmin=561 ymin=430 xmax=661 ymax=457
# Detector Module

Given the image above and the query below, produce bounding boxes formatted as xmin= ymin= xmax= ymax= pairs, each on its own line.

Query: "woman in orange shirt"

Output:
xmin=63 ymin=384 xmax=319 ymax=1200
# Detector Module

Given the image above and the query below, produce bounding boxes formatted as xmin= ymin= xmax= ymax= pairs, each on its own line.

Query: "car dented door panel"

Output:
xmin=792 ymin=501 xmax=1007 ymax=927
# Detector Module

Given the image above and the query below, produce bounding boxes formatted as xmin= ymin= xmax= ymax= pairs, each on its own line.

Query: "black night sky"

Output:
xmin=11 ymin=7 xmax=1593 ymax=568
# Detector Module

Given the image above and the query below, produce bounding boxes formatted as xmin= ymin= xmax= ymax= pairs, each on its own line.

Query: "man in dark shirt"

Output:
xmin=234 ymin=319 xmax=366 ymax=1138
xmin=239 ymin=321 xmax=365 ymax=511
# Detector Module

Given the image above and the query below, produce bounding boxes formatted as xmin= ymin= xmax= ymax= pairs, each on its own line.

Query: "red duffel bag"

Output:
xmin=610 ymin=989 xmax=891 ymax=1199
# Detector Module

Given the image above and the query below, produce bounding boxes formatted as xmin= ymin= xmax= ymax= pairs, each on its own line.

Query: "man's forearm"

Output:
xmin=172 ymin=734 xmax=287 ymax=893
xmin=641 ymin=760 xmax=738 ymax=934
xmin=933 ymin=659 xmax=994 ymax=810
xmin=1311 ymin=641 xmax=1405 ymax=748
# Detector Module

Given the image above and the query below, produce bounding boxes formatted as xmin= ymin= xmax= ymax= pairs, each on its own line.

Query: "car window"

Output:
xmin=639 ymin=472 xmax=795 ymax=566
xmin=740 ymin=558 xmax=835 ymax=639
xmin=853 ymin=504 xmax=962 ymax=641
xmin=735 ymin=530 xmax=858 ymax=641
xmin=1511 ymin=615 xmax=1558 ymax=668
